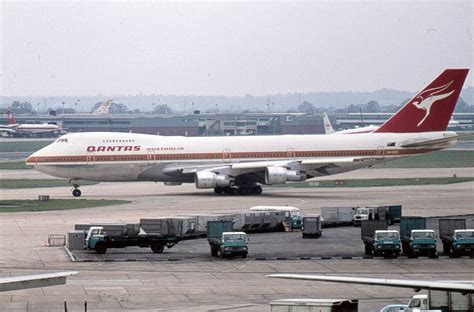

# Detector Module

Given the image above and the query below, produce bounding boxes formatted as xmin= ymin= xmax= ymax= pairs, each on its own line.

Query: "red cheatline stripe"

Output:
xmin=26 ymin=148 xmax=436 ymax=164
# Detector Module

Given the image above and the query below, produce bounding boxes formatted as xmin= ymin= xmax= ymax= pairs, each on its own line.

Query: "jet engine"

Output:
xmin=265 ymin=167 xmax=306 ymax=185
xmin=195 ymin=171 xmax=231 ymax=189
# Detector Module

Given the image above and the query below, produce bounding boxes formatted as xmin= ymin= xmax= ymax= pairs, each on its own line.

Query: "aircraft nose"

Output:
xmin=25 ymin=150 xmax=40 ymax=167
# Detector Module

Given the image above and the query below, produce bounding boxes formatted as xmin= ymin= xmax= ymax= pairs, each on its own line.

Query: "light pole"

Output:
xmin=61 ymin=102 xmax=65 ymax=114
xmin=37 ymin=103 xmax=40 ymax=115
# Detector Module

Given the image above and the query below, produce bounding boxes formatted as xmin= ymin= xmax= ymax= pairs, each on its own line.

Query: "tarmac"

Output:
xmin=0 ymin=169 xmax=473 ymax=311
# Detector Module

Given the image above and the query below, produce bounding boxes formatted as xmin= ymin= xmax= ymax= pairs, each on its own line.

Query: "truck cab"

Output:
xmin=220 ymin=232 xmax=248 ymax=258
xmin=407 ymin=294 xmax=430 ymax=312
xmin=452 ymin=229 xmax=474 ymax=256
xmin=373 ymin=230 xmax=401 ymax=258
xmin=85 ymin=226 xmax=106 ymax=253
xmin=409 ymin=230 xmax=437 ymax=257
xmin=354 ymin=207 xmax=376 ymax=224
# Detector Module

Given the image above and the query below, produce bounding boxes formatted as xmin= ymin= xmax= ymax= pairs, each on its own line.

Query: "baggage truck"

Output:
xmin=207 ymin=221 xmax=248 ymax=258
xmin=400 ymin=217 xmax=437 ymax=258
xmin=361 ymin=220 xmax=400 ymax=258
xmin=439 ymin=218 xmax=473 ymax=257
xmin=302 ymin=215 xmax=322 ymax=238
xmin=407 ymin=290 xmax=473 ymax=312
xmin=353 ymin=205 xmax=402 ymax=226
xmin=84 ymin=226 xmax=184 ymax=254
xmin=320 ymin=207 xmax=356 ymax=227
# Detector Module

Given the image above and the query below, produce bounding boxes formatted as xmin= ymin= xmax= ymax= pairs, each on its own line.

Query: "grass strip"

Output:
xmin=0 ymin=161 xmax=31 ymax=170
xmin=0 ymin=199 xmax=130 ymax=212
xmin=0 ymin=141 xmax=53 ymax=153
xmin=0 ymin=179 xmax=97 ymax=189
xmin=375 ymin=150 xmax=474 ymax=168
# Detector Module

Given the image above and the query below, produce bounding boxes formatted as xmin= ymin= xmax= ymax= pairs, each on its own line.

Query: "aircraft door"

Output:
xmin=87 ymin=152 xmax=95 ymax=165
xmin=287 ymin=148 xmax=296 ymax=159
xmin=147 ymin=151 xmax=155 ymax=165
xmin=223 ymin=149 xmax=232 ymax=163
xmin=376 ymin=146 xmax=385 ymax=156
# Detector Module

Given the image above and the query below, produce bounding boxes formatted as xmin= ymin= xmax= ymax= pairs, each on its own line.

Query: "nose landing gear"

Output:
xmin=72 ymin=184 xmax=81 ymax=197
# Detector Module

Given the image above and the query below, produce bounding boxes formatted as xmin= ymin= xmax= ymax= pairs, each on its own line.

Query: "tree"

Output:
xmin=297 ymin=101 xmax=316 ymax=114
xmin=9 ymin=101 xmax=33 ymax=114
xmin=365 ymin=101 xmax=381 ymax=113
xmin=152 ymin=104 xmax=173 ymax=114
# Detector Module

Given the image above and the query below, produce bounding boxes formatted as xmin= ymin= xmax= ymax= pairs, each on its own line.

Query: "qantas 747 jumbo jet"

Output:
xmin=26 ymin=69 xmax=469 ymax=197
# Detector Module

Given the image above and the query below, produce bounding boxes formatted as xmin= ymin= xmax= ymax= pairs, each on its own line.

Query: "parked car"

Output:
xmin=379 ymin=304 xmax=408 ymax=312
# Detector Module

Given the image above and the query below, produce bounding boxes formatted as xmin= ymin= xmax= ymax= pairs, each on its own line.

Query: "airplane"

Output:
xmin=26 ymin=69 xmax=469 ymax=197
xmin=0 ymin=271 xmax=78 ymax=292
xmin=1 ymin=111 xmax=64 ymax=137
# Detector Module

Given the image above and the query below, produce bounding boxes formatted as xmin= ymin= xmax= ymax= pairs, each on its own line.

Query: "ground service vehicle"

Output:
xmin=400 ymin=217 xmax=437 ymax=258
xmin=85 ymin=226 xmax=184 ymax=254
xmin=439 ymin=219 xmax=473 ymax=256
xmin=302 ymin=215 xmax=322 ymax=238
xmin=407 ymin=290 xmax=473 ymax=312
xmin=207 ymin=221 xmax=248 ymax=258
xmin=354 ymin=205 xmax=401 ymax=226
xmin=361 ymin=220 xmax=400 ymax=258
xmin=249 ymin=206 xmax=302 ymax=229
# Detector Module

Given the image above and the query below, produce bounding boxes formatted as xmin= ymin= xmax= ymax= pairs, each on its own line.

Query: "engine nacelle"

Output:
xmin=286 ymin=170 xmax=307 ymax=182
xmin=265 ymin=167 xmax=307 ymax=184
xmin=195 ymin=171 xmax=231 ymax=189
xmin=265 ymin=167 xmax=288 ymax=185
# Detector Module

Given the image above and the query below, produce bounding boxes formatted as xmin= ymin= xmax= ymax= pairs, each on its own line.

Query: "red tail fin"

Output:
xmin=375 ymin=69 xmax=469 ymax=133
xmin=7 ymin=111 xmax=17 ymax=125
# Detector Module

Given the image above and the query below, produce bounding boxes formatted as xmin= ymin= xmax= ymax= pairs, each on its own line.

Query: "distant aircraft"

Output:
xmin=26 ymin=69 xmax=469 ymax=197
xmin=1 ymin=111 xmax=64 ymax=137
xmin=323 ymin=112 xmax=378 ymax=134
xmin=0 ymin=271 xmax=78 ymax=292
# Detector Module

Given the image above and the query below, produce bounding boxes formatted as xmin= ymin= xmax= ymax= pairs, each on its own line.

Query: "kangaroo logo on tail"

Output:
xmin=412 ymin=81 xmax=455 ymax=127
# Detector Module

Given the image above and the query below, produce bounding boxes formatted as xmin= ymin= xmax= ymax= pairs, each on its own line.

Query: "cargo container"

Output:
xmin=320 ymin=207 xmax=356 ymax=227
xmin=400 ymin=217 xmax=437 ymax=258
xmin=353 ymin=205 xmax=402 ymax=226
xmin=302 ymin=215 xmax=322 ymax=238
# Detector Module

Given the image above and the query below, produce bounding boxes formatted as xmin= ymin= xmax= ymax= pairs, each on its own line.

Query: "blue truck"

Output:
xmin=207 ymin=221 xmax=248 ymax=258
xmin=439 ymin=218 xmax=474 ymax=257
xmin=361 ymin=220 xmax=401 ymax=258
xmin=400 ymin=217 xmax=437 ymax=258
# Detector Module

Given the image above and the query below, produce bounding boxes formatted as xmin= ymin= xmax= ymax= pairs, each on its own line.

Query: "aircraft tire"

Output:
xmin=214 ymin=187 xmax=224 ymax=194
xmin=72 ymin=189 xmax=82 ymax=197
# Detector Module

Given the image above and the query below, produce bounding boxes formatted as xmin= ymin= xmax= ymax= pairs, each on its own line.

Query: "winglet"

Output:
xmin=375 ymin=69 xmax=469 ymax=133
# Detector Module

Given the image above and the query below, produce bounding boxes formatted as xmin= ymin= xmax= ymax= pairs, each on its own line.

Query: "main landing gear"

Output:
xmin=213 ymin=185 xmax=263 ymax=196
xmin=72 ymin=184 xmax=82 ymax=197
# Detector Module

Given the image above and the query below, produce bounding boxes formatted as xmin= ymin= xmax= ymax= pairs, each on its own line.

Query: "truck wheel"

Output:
xmin=210 ymin=245 xmax=218 ymax=257
xmin=95 ymin=242 xmax=107 ymax=254
xmin=394 ymin=252 xmax=400 ymax=258
xmin=242 ymin=253 xmax=247 ymax=259
xmin=151 ymin=243 xmax=164 ymax=253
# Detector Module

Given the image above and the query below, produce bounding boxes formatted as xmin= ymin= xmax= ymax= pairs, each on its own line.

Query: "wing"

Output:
xmin=268 ymin=274 xmax=474 ymax=293
xmin=0 ymin=271 xmax=78 ymax=292
xmin=162 ymin=156 xmax=383 ymax=179
xmin=400 ymin=132 xmax=473 ymax=148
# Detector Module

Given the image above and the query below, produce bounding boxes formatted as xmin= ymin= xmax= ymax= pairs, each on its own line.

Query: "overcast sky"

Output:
xmin=1 ymin=1 xmax=472 ymax=96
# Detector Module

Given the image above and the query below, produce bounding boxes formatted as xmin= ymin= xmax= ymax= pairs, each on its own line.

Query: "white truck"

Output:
xmin=406 ymin=290 xmax=472 ymax=312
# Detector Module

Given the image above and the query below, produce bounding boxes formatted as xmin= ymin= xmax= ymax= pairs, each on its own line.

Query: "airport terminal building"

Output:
xmin=1 ymin=112 xmax=472 ymax=136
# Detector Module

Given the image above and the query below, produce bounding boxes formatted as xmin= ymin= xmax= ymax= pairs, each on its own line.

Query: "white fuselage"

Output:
xmin=26 ymin=131 xmax=455 ymax=183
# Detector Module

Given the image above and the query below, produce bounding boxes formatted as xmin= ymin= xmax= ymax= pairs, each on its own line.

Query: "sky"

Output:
xmin=1 ymin=1 xmax=472 ymax=96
